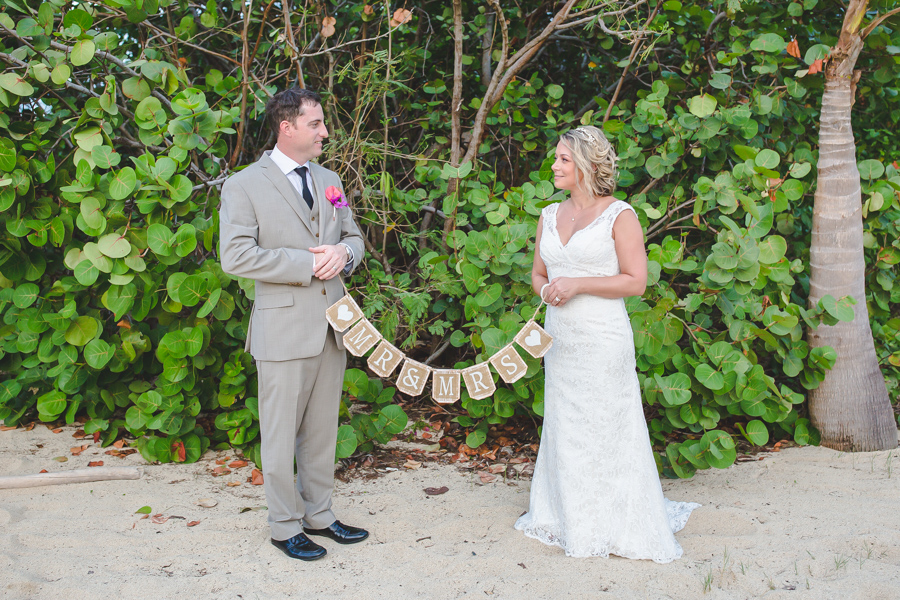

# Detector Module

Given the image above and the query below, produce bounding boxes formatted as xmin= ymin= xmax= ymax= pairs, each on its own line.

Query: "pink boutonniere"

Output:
xmin=325 ymin=186 xmax=349 ymax=221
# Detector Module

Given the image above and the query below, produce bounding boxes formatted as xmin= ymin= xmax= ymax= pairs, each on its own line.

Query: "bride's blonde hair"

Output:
xmin=559 ymin=126 xmax=618 ymax=197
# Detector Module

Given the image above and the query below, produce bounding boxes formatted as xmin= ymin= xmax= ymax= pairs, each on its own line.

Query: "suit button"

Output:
xmin=311 ymin=216 xmax=316 ymax=221
xmin=315 ymin=232 xmax=319 ymax=237
xmin=321 ymin=289 xmax=326 ymax=295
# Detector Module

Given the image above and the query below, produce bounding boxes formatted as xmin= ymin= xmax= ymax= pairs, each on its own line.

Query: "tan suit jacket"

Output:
xmin=219 ymin=153 xmax=364 ymax=360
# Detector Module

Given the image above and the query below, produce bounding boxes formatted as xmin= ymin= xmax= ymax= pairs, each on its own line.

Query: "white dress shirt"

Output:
xmin=270 ymin=145 xmax=354 ymax=272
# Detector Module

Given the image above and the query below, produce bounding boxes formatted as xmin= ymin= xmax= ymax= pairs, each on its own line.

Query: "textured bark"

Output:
xmin=808 ymin=0 xmax=897 ymax=451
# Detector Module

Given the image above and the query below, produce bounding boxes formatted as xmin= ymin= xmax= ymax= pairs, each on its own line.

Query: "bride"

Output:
xmin=514 ymin=126 xmax=699 ymax=562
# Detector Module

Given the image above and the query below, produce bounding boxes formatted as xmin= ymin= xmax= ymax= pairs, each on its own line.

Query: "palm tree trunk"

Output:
xmin=808 ymin=1 xmax=897 ymax=451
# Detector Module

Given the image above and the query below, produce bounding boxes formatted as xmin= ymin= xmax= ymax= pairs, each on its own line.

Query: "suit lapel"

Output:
xmin=310 ymin=162 xmax=327 ymax=241
xmin=259 ymin=153 xmax=314 ymax=236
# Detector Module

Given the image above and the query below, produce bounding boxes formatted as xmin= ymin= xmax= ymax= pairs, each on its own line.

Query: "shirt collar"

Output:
xmin=270 ymin=145 xmax=309 ymax=175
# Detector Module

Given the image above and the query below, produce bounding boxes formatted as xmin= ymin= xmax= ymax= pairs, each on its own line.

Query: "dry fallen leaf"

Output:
xmin=113 ymin=439 xmax=126 ymax=449
xmin=196 ymin=498 xmax=218 ymax=508
xmin=187 ymin=520 xmax=201 ymax=527
xmin=0 ymin=425 xmax=17 ymax=431
xmin=403 ymin=460 xmax=421 ymax=470
xmin=39 ymin=469 xmax=48 ymax=473
xmin=51 ymin=428 xmax=63 ymax=434
xmin=478 ymin=472 xmax=496 ymax=484
xmin=215 ymin=458 xmax=227 ymax=465
xmin=53 ymin=456 xmax=68 ymax=462
xmin=251 ymin=469 xmax=264 ymax=485
xmin=423 ymin=486 xmax=449 ymax=496
xmin=226 ymin=481 xmax=241 ymax=487
xmin=88 ymin=461 xmax=104 ymax=467
xmin=72 ymin=429 xmax=86 ymax=439
xmin=70 ymin=445 xmax=89 ymax=456
xmin=150 ymin=514 xmax=169 ymax=524
xmin=211 ymin=466 xmax=231 ymax=476
xmin=93 ymin=432 xmax=100 ymax=443
xmin=228 ymin=460 xmax=248 ymax=468
xmin=488 ymin=464 xmax=506 ymax=474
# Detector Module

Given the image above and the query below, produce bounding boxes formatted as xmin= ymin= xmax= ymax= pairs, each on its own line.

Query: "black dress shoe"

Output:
xmin=271 ymin=532 xmax=327 ymax=561
xmin=304 ymin=520 xmax=369 ymax=544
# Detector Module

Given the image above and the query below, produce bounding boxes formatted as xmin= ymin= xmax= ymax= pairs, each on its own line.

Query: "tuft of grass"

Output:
xmin=702 ymin=568 xmax=714 ymax=594
xmin=833 ymin=553 xmax=850 ymax=572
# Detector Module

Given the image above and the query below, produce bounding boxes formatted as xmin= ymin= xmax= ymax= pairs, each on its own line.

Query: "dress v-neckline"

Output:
xmin=555 ymin=200 xmax=619 ymax=248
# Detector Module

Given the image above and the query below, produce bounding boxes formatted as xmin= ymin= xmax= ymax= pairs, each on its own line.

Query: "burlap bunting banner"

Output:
xmin=327 ymin=295 xmax=553 ymax=403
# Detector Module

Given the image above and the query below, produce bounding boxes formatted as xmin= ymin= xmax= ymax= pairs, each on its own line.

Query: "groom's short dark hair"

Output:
xmin=266 ymin=88 xmax=322 ymax=136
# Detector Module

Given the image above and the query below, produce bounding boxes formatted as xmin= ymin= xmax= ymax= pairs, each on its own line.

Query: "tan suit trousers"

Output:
xmin=257 ymin=333 xmax=346 ymax=540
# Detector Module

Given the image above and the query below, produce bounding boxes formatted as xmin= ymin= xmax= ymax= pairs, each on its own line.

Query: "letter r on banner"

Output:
xmin=462 ymin=362 xmax=495 ymax=400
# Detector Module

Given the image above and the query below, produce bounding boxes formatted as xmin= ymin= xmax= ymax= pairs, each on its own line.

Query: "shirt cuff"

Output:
xmin=339 ymin=243 xmax=354 ymax=275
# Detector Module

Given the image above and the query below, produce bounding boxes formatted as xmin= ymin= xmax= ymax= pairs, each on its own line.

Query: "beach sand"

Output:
xmin=1 ymin=424 xmax=898 ymax=600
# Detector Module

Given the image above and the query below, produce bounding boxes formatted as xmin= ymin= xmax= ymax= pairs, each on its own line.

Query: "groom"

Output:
xmin=219 ymin=88 xmax=367 ymax=561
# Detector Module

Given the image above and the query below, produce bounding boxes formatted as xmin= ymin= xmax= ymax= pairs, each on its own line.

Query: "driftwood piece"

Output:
xmin=0 ymin=467 xmax=143 ymax=489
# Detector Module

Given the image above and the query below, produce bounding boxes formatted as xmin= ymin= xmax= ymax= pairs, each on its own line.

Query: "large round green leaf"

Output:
xmin=758 ymin=235 xmax=787 ymax=264
xmin=0 ymin=137 xmax=16 ymax=171
xmin=97 ymin=233 xmax=132 ymax=258
xmin=335 ymin=424 xmax=359 ymax=459
xmin=754 ymin=149 xmax=780 ymax=170
xmin=70 ymin=39 xmax=96 ymax=66
xmin=744 ymin=420 xmax=769 ymax=446
xmin=177 ymin=274 xmax=207 ymax=307
xmin=656 ymin=373 xmax=692 ymax=406
xmin=74 ymin=260 xmax=99 ymax=285
xmin=84 ymin=338 xmax=114 ymax=369
xmin=37 ymin=390 xmax=67 ymax=420
xmin=147 ymin=223 xmax=174 ymax=256
xmin=380 ymin=404 xmax=408 ymax=435
xmin=174 ymin=223 xmax=197 ymax=257
xmin=694 ymin=364 xmax=724 ymax=391
xmin=65 ymin=316 xmax=100 ymax=346
xmin=108 ymin=167 xmax=136 ymax=200
xmin=857 ymin=159 xmax=884 ymax=180
xmin=0 ymin=73 xmax=36 ymax=97
xmin=12 ymin=282 xmax=39 ymax=308
xmin=688 ymin=93 xmax=717 ymax=118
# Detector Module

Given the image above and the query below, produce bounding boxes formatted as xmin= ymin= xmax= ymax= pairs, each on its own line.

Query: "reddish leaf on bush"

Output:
xmin=786 ymin=38 xmax=801 ymax=59
xmin=250 ymin=469 xmax=264 ymax=485
xmin=93 ymin=432 xmax=100 ymax=443
xmin=88 ymin=461 xmax=104 ymax=467
xmin=171 ymin=441 xmax=186 ymax=462
xmin=808 ymin=58 xmax=824 ymax=75
xmin=390 ymin=8 xmax=411 ymax=27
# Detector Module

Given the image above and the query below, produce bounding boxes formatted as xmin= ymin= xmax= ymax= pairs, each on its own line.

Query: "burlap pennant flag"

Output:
xmin=367 ymin=340 xmax=405 ymax=378
xmin=514 ymin=319 xmax=553 ymax=359
xmin=462 ymin=362 xmax=495 ymax=400
xmin=431 ymin=369 xmax=461 ymax=404
xmin=342 ymin=318 xmax=382 ymax=357
xmin=396 ymin=358 xmax=430 ymax=396
xmin=325 ymin=294 xmax=364 ymax=332
xmin=489 ymin=344 xmax=528 ymax=384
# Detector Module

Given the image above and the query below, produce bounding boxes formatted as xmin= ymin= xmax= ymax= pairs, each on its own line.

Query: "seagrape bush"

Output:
xmin=0 ymin=0 xmax=898 ymax=475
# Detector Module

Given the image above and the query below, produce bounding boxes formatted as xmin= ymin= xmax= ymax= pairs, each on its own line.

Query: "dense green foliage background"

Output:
xmin=1 ymin=0 xmax=898 ymax=475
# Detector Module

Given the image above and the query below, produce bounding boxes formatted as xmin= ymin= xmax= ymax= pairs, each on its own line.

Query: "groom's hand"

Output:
xmin=310 ymin=244 xmax=347 ymax=280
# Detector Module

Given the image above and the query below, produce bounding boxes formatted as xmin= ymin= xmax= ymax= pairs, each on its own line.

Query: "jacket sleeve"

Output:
xmin=337 ymin=184 xmax=365 ymax=274
xmin=219 ymin=177 xmax=315 ymax=285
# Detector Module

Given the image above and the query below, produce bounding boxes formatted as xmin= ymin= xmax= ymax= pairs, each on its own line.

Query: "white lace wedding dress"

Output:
xmin=515 ymin=200 xmax=700 ymax=562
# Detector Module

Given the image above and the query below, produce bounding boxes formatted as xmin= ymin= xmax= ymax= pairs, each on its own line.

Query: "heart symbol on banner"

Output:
xmin=337 ymin=305 xmax=354 ymax=322
xmin=524 ymin=329 xmax=541 ymax=347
